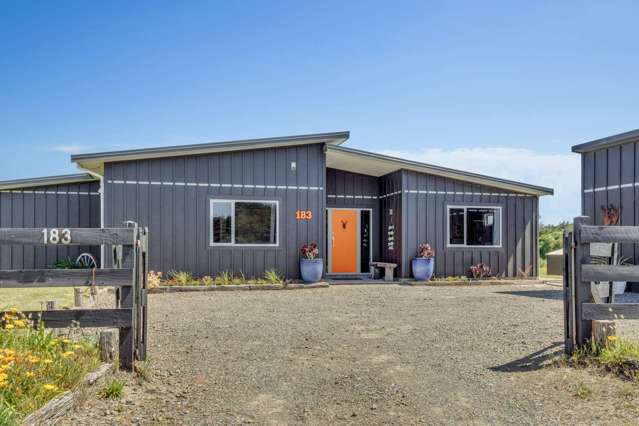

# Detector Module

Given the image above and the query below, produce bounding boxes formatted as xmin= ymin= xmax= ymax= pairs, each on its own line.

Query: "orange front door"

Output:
xmin=331 ymin=209 xmax=358 ymax=273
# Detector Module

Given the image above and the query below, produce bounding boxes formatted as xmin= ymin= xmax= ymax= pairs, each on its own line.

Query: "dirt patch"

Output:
xmin=59 ymin=284 xmax=639 ymax=425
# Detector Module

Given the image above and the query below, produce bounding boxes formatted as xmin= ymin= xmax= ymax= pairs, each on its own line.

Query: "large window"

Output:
xmin=210 ymin=199 xmax=278 ymax=246
xmin=447 ymin=206 xmax=501 ymax=247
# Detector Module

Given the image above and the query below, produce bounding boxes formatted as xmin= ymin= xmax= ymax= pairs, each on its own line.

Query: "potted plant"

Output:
xmin=412 ymin=243 xmax=435 ymax=281
xmin=300 ymin=242 xmax=323 ymax=283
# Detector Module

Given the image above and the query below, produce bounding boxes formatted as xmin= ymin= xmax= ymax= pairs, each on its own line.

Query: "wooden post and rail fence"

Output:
xmin=564 ymin=216 xmax=639 ymax=354
xmin=0 ymin=224 xmax=148 ymax=371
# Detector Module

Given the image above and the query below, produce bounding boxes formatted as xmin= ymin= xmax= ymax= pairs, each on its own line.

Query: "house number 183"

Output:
xmin=42 ymin=228 xmax=72 ymax=244
xmin=295 ymin=210 xmax=313 ymax=220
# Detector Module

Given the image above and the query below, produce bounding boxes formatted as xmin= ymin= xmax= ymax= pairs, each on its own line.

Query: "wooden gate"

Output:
xmin=564 ymin=216 xmax=639 ymax=354
xmin=0 ymin=224 xmax=148 ymax=371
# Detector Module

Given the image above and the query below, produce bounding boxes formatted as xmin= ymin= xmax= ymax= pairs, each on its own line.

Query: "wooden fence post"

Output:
xmin=99 ymin=330 xmax=116 ymax=362
xmin=573 ymin=216 xmax=592 ymax=346
xmin=45 ymin=300 xmax=56 ymax=311
xmin=563 ymin=230 xmax=574 ymax=354
xmin=118 ymin=223 xmax=138 ymax=371
xmin=74 ymin=288 xmax=83 ymax=307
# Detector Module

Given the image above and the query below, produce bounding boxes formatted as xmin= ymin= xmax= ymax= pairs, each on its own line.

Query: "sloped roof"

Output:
xmin=72 ymin=131 xmax=350 ymax=174
xmin=572 ymin=128 xmax=639 ymax=153
xmin=326 ymin=145 xmax=553 ymax=196
xmin=0 ymin=173 xmax=97 ymax=191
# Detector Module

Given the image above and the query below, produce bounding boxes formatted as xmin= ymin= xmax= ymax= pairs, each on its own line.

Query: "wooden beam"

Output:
xmin=579 ymin=225 xmax=639 ymax=244
xmin=0 ymin=309 xmax=133 ymax=328
xmin=0 ymin=228 xmax=135 ymax=246
xmin=0 ymin=269 xmax=133 ymax=288
xmin=573 ymin=217 xmax=592 ymax=345
xmin=582 ymin=303 xmax=639 ymax=320
xmin=582 ymin=264 xmax=639 ymax=282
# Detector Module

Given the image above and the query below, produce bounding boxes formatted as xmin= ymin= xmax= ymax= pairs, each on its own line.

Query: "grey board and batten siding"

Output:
xmin=0 ymin=180 xmax=101 ymax=269
xmin=399 ymin=170 xmax=538 ymax=279
xmin=577 ymin=139 xmax=639 ymax=269
xmin=380 ymin=171 xmax=403 ymax=274
xmin=104 ymin=143 xmax=325 ymax=279
xmin=326 ymin=168 xmax=381 ymax=263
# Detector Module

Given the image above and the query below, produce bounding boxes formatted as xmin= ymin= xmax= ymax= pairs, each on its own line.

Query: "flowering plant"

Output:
xmin=468 ymin=262 xmax=491 ymax=279
xmin=417 ymin=243 xmax=435 ymax=259
xmin=300 ymin=243 xmax=319 ymax=260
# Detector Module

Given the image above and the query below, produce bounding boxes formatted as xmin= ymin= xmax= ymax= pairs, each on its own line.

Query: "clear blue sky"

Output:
xmin=1 ymin=1 xmax=638 ymax=222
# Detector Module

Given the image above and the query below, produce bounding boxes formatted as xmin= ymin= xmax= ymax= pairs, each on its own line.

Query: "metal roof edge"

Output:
xmin=71 ymin=131 xmax=350 ymax=163
xmin=572 ymin=128 xmax=639 ymax=153
xmin=327 ymin=145 xmax=554 ymax=196
xmin=0 ymin=173 xmax=98 ymax=191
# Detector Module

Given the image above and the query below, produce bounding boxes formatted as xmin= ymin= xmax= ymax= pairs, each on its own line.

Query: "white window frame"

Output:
xmin=210 ymin=199 xmax=280 ymax=247
xmin=446 ymin=205 xmax=502 ymax=248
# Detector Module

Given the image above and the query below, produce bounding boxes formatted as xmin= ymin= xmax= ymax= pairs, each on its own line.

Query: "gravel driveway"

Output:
xmin=61 ymin=284 xmax=639 ymax=425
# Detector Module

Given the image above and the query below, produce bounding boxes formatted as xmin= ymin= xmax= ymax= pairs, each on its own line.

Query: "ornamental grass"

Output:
xmin=0 ymin=307 xmax=100 ymax=424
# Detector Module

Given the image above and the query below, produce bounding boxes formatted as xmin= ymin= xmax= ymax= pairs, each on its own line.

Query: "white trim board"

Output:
xmin=584 ymin=182 xmax=639 ymax=193
xmin=107 ymin=180 xmax=322 ymax=191
xmin=0 ymin=190 xmax=99 ymax=196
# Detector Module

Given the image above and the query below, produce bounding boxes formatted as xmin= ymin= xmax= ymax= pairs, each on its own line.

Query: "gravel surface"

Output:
xmin=60 ymin=284 xmax=639 ymax=425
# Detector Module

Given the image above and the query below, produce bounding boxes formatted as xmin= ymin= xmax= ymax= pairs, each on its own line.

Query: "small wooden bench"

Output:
xmin=369 ymin=262 xmax=397 ymax=282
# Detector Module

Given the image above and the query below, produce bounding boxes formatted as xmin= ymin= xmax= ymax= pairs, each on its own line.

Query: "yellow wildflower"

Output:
xmin=62 ymin=339 xmax=71 ymax=344
xmin=0 ymin=372 xmax=7 ymax=381
xmin=25 ymin=371 xmax=35 ymax=378
xmin=0 ymin=381 xmax=7 ymax=389
xmin=42 ymin=383 xmax=58 ymax=391
xmin=42 ymin=358 xmax=53 ymax=364
xmin=607 ymin=335 xmax=618 ymax=342
xmin=13 ymin=319 xmax=26 ymax=328
xmin=73 ymin=344 xmax=82 ymax=350
xmin=8 ymin=307 xmax=17 ymax=314
xmin=62 ymin=351 xmax=75 ymax=358
xmin=4 ymin=324 xmax=14 ymax=330
xmin=27 ymin=355 xmax=40 ymax=364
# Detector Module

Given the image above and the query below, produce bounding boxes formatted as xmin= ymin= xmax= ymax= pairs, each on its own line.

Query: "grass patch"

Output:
xmin=0 ymin=308 xmax=100 ymax=423
xmin=568 ymin=338 xmax=639 ymax=380
xmin=573 ymin=383 xmax=592 ymax=399
xmin=0 ymin=288 xmax=75 ymax=311
xmin=99 ymin=378 xmax=125 ymax=399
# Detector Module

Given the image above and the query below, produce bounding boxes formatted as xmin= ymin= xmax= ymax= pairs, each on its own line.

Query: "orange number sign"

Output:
xmin=296 ymin=210 xmax=313 ymax=220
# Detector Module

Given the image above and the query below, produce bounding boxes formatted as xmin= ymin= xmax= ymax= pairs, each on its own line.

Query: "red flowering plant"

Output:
xmin=300 ymin=243 xmax=319 ymax=260
xmin=417 ymin=243 xmax=435 ymax=259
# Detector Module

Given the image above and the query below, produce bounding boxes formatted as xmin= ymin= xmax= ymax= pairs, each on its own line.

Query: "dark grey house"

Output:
xmin=573 ymin=128 xmax=639 ymax=268
xmin=0 ymin=174 xmax=101 ymax=269
xmin=63 ymin=131 xmax=552 ymax=279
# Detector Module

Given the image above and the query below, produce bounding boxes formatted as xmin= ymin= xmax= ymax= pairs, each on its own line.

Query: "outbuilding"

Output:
xmin=65 ymin=131 xmax=552 ymax=280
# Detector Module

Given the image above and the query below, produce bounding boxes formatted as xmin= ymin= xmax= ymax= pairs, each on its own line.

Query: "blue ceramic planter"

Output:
xmin=300 ymin=258 xmax=323 ymax=283
xmin=412 ymin=258 xmax=434 ymax=281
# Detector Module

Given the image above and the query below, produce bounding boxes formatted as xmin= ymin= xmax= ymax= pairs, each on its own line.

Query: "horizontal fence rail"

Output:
xmin=579 ymin=225 xmax=639 ymax=244
xmin=0 ymin=309 xmax=133 ymax=328
xmin=582 ymin=303 xmax=639 ymax=320
xmin=0 ymin=268 xmax=134 ymax=288
xmin=581 ymin=265 xmax=639 ymax=282
xmin=0 ymin=227 xmax=135 ymax=246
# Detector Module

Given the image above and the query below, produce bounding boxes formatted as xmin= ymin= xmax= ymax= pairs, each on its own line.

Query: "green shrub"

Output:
xmin=167 ymin=270 xmax=192 ymax=286
xmin=263 ymin=269 xmax=283 ymax=284
xmin=53 ymin=258 xmax=81 ymax=269
xmin=99 ymin=378 xmax=125 ymax=399
xmin=215 ymin=271 xmax=233 ymax=286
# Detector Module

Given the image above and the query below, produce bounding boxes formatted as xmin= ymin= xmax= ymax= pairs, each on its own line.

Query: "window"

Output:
xmin=447 ymin=206 xmax=501 ymax=247
xmin=210 ymin=199 xmax=278 ymax=246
